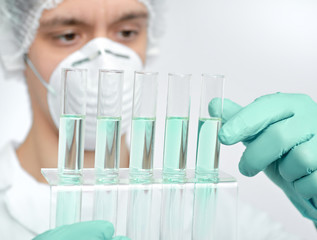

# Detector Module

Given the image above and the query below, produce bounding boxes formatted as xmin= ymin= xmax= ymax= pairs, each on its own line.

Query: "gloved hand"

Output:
xmin=209 ymin=93 xmax=317 ymax=223
xmin=33 ymin=220 xmax=130 ymax=240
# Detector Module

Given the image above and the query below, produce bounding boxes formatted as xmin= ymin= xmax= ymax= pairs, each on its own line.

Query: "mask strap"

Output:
xmin=24 ymin=54 xmax=56 ymax=95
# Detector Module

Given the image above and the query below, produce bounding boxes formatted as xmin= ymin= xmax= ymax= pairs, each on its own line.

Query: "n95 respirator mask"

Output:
xmin=26 ymin=37 xmax=143 ymax=150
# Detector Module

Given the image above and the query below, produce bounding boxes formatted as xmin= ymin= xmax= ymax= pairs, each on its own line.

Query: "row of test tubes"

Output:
xmin=57 ymin=69 xmax=224 ymax=184
xmin=55 ymin=69 xmax=226 ymax=238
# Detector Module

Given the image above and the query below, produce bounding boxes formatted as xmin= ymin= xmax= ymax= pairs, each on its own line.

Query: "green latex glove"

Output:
xmin=209 ymin=93 xmax=317 ymax=223
xmin=33 ymin=221 xmax=130 ymax=240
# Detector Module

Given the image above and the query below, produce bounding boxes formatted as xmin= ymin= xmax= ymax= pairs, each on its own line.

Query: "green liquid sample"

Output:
xmin=196 ymin=118 xmax=221 ymax=176
xmin=58 ymin=115 xmax=85 ymax=176
xmin=95 ymin=117 xmax=121 ymax=181
xmin=163 ymin=117 xmax=189 ymax=180
xmin=129 ymin=117 xmax=156 ymax=180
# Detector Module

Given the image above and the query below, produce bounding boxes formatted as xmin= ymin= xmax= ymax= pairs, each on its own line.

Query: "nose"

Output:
xmin=93 ymin=28 xmax=109 ymax=39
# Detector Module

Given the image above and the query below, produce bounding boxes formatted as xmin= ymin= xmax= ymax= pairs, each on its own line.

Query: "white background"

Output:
xmin=1 ymin=0 xmax=317 ymax=239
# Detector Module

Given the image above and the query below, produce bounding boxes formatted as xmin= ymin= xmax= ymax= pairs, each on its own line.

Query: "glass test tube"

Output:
xmin=93 ymin=70 xmax=123 ymax=228
xmin=129 ymin=71 xmax=158 ymax=182
xmin=94 ymin=70 xmax=123 ymax=183
xmin=58 ymin=68 xmax=87 ymax=178
xmin=56 ymin=68 xmax=87 ymax=227
xmin=160 ymin=73 xmax=190 ymax=239
xmin=163 ymin=73 xmax=191 ymax=182
xmin=195 ymin=74 xmax=224 ymax=179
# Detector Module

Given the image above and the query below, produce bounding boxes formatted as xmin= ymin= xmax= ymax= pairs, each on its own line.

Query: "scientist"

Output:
xmin=0 ymin=0 xmax=316 ymax=239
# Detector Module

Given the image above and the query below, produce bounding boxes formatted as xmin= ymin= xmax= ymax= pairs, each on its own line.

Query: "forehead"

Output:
xmin=40 ymin=0 xmax=148 ymax=25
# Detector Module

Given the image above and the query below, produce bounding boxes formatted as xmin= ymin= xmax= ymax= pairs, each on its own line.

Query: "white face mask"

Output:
xmin=26 ymin=37 xmax=143 ymax=150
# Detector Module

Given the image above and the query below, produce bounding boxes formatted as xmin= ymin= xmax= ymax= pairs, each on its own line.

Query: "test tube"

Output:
xmin=58 ymin=68 xmax=87 ymax=179
xmin=56 ymin=68 xmax=87 ymax=227
xmin=163 ymin=73 xmax=191 ymax=182
xmin=195 ymin=74 xmax=224 ymax=180
xmin=93 ymin=70 xmax=123 ymax=228
xmin=129 ymin=71 xmax=158 ymax=182
xmin=94 ymin=70 xmax=123 ymax=183
xmin=160 ymin=73 xmax=190 ymax=237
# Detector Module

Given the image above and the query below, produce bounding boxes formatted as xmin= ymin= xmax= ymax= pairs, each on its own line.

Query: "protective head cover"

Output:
xmin=0 ymin=0 xmax=166 ymax=81
xmin=27 ymin=37 xmax=143 ymax=150
xmin=0 ymin=0 xmax=165 ymax=146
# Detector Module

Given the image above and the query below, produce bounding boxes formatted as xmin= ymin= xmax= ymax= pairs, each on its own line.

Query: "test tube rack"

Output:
xmin=42 ymin=168 xmax=237 ymax=240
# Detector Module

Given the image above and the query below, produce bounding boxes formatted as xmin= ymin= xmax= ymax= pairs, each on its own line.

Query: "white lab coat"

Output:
xmin=0 ymin=142 xmax=303 ymax=240
xmin=0 ymin=143 xmax=50 ymax=239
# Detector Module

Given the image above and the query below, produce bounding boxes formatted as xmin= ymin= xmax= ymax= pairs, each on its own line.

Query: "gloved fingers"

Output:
xmin=279 ymin=136 xmax=317 ymax=182
xmin=238 ymin=118 xmax=313 ymax=177
xmin=208 ymin=98 xmax=242 ymax=123
xmin=81 ymin=220 xmax=115 ymax=239
xmin=218 ymin=93 xmax=294 ymax=145
xmin=35 ymin=221 xmax=115 ymax=240
xmin=294 ymin=171 xmax=317 ymax=199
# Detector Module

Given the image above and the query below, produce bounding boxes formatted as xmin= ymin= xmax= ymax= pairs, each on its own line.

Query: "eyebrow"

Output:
xmin=39 ymin=11 xmax=148 ymax=29
xmin=40 ymin=18 xmax=86 ymax=28
xmin=115 ymin=11 xmax=148 ymax=22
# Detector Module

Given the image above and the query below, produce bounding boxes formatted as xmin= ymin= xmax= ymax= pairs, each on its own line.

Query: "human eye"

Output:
xmin=52 ymin=31 xmax=81 ymax=46
xmin=115 ymin=27 xmax=140 ymax=42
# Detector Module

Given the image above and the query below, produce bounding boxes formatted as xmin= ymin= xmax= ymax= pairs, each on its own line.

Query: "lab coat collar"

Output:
xmin=0 ymin=143 xmax=50 ymax=235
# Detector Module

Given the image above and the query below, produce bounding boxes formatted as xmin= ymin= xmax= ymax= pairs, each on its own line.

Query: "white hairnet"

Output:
xmin=0 ymin=0 xmax=165 ymax=81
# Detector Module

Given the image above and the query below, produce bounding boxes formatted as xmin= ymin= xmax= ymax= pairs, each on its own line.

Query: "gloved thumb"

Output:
xmin=208 ymin=98 xmax=242 ymax=125
xmin=34 ymin=221 xmax=115 ymax=240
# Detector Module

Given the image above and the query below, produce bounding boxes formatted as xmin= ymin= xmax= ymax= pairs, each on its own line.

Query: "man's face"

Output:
xmin=26 ymin=0 xmax=148 ymax=130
